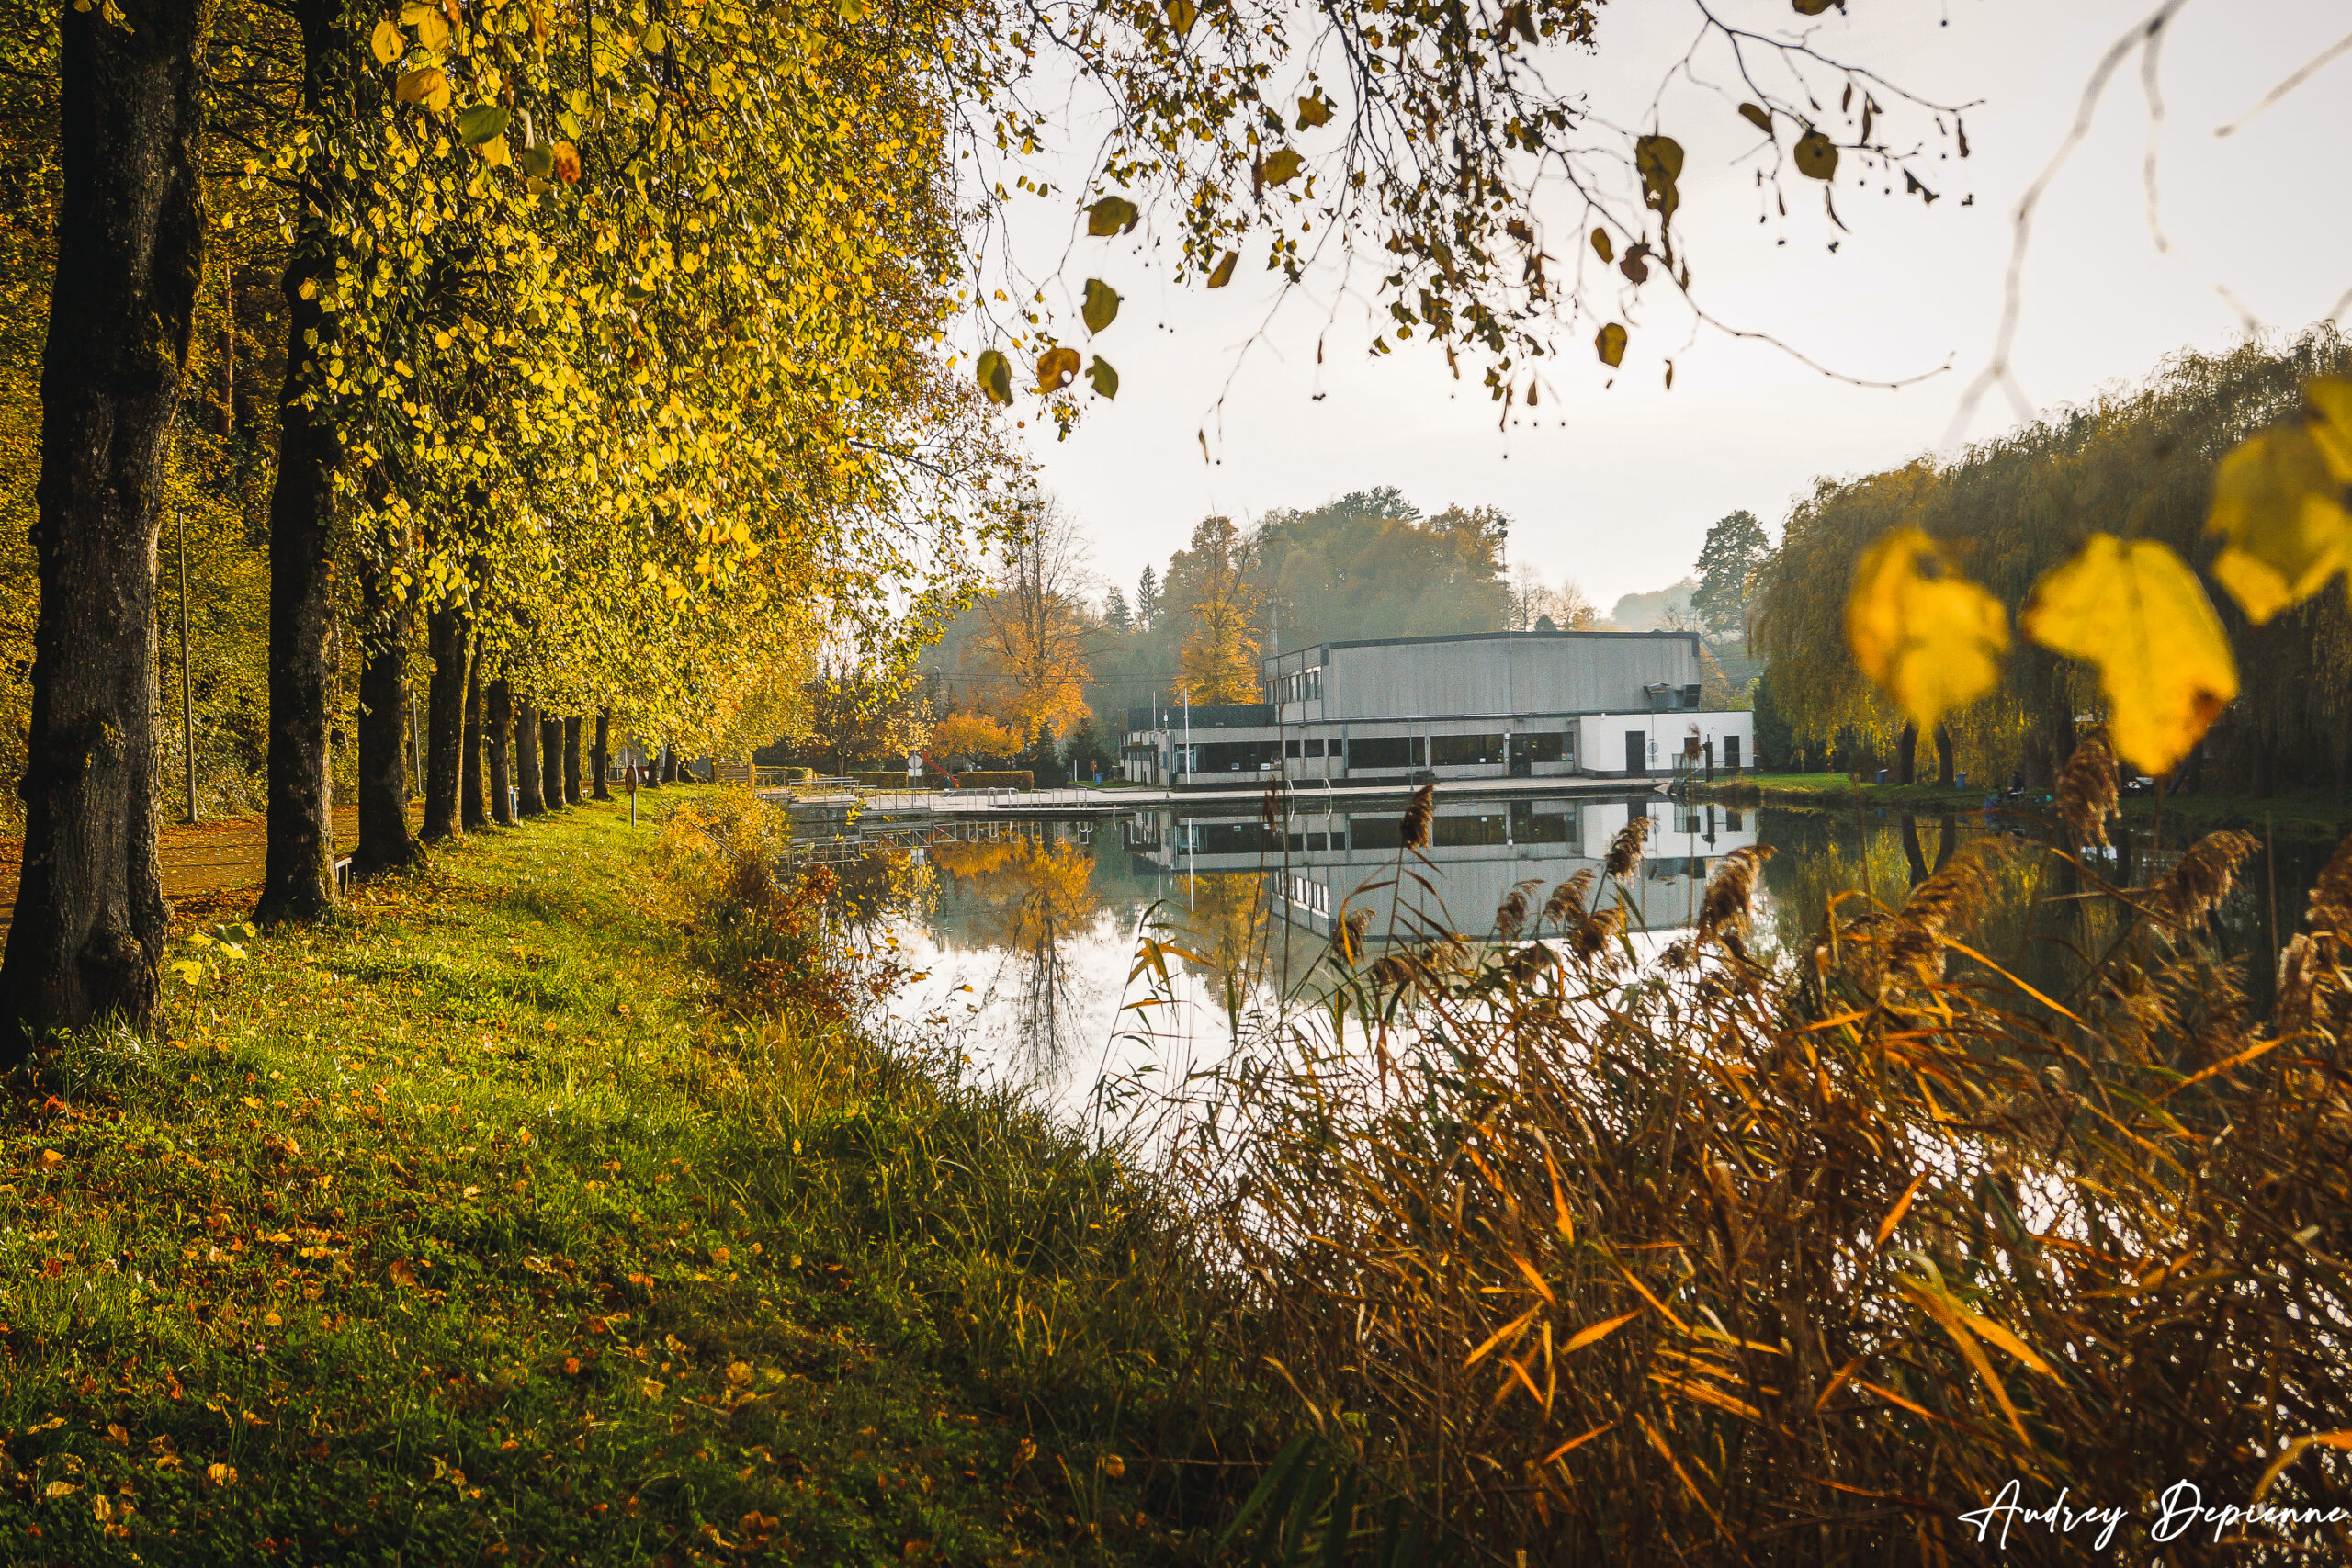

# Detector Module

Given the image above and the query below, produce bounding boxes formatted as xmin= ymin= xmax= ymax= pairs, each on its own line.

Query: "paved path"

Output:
xmin=0 ymin=804 xmax=425 ymax=930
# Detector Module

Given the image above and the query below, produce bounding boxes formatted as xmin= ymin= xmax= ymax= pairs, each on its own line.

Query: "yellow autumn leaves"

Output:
xmin=1846 ymin=378 xmax=2352 ymax=774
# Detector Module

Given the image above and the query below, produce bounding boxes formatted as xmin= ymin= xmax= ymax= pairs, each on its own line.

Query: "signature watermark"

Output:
xmin=1960 ymin=1479 xmax=2351 ymax=1550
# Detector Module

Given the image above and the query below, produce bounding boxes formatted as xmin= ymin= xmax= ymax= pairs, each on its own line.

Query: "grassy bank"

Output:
xmin=1704 ymin=770 xmax=2352 ymax=838
xmin=0 ymin=800 xmax=1234 ymax=1565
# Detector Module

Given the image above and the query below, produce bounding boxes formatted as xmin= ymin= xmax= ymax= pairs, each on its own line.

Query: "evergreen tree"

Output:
xmin=1135 ymin=565 xmax=1160 ymax=627
xmin=1103 ymin=585 xmax=1131 ymax=631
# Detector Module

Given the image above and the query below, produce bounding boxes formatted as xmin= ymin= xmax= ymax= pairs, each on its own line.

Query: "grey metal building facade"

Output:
xmin=1121 ymin=629 xmax=1753 ymax=786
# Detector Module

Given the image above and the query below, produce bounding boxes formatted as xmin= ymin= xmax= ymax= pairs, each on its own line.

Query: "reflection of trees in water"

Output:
xmin=1167 ymin=872 xmax=1271 ymax=1034
xmin=931 ymin=830 xmax=1101 ymax=1074
xmin=822 ymin=844 xmax=935 ymax=936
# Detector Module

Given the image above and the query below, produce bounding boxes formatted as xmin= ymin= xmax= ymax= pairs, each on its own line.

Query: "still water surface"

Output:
xmin=799 ymin=792 xmax=2322 ymax=1113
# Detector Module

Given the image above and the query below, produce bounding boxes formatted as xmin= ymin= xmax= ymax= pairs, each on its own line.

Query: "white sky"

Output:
xmin=989 ymin=0 xmax=2352 ymax=612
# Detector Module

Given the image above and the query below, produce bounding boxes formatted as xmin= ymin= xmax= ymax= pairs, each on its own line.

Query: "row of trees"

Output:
xmin=1754 ymin=329 xmax=2352 ymax=790
xmin=0 ymin=0 xmax=1021 ymax=1055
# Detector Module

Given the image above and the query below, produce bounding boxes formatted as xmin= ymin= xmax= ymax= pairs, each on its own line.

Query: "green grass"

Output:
xmin=1705 ymin=771 xmax=2352 ymax=839
xmin=0 ymin=801 xmax=1232 ymax=1565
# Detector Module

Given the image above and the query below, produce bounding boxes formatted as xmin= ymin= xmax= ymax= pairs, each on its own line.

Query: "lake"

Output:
xmin=796 ymin=789 xmax=2324 ymax=1113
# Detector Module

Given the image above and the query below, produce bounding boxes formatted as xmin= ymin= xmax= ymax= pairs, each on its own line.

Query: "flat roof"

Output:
xmin=1267 ymin=628 xmax=1702 ymax=660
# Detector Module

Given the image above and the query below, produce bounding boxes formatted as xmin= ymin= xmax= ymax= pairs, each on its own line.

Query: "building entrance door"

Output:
xmin=1625 ymin=730 xmax=1646 ymax=775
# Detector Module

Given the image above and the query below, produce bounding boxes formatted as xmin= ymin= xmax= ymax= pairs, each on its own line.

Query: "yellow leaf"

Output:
xmin=1164 ymin=0 xmax=1197 ymax=34
xmin=43 ymin=1481 xmax=79 ymax=1501
xmin=477 ymin=134 xmax=512 ymax=167
xmin=1206 ymin=251 xmax=1238 ymax=288
xmin=1794 ymin=129 xmax=1838 ymax=180
xmin=205 ymin=1462 xmax=237 ymax=1488
xmin=395 ymin=68 xmax=452 ymax=114
xmin=551 ymin=141 xmax=582 ymax=184
xmin=370 ymin=17 xmax=405 ymax=64
xmin=2204 ymin=387 xmax=2352 ymax=624
xmin=1085 ymin=196 xmax=1138 ymax=236
xmin=1261 ymin=148 xmax=1304 ymax=186
xmin=1594 ymin=321 xmax=1627 ymax=367
xmin=1296 ymin=93 xmax=1332 ymax=129
xmin=1034 ymin=345 xmax=1080 ymax=393
xmin=2019 ymin=534 xmax=2238 ymax=775
xmin=1843 ymin=526 xmax=2008 ymax=730
xmin=1563 ymin=1308 xmax=1643 ymax=1353
xmin=401 ymin=0 xmax=450 ymax=50
xmin=1589 ymin=227 xmax=1612 ymax=264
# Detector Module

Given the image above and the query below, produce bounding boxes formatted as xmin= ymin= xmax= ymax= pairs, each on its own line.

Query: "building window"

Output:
xmin=1306 ymin=668 xmax=1322 ymax=700
xmin=1431 ymin=733 xmax=1506 ymax=766
xmin=1724 ymin=735 xmax=1741 ymax=772
xmin=1349 ymin=736 xmax=1425 ymax=769
xmin=1515 ymin=732 xmax=1566 ymax=763
xmin=1305 ymin=739 xmax=1326 ymax=758
xmin=1285 ymin=739 xmax=1302 ymax=759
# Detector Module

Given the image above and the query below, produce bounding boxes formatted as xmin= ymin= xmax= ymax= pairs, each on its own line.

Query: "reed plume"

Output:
xmin=2156 ymin=829 xmax=2256 ymax=926
xmin=2057 ymin=728 xmax=2119 ymax=848
xmin=1602 ymin=813 xmax=1649 ymax=878
xmin=1400 ymin=783 xmax=1435 ymax=851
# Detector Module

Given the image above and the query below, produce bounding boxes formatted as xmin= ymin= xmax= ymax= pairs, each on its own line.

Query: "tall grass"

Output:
xmin=1132 ymin=763 xmax=2352 ymax=1564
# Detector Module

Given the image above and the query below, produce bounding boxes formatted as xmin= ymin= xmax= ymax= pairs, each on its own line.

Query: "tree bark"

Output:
xmin=1895 ymin=723 xmax=1917 ymax=787
xmin=352 ymin=551 xmax=419 ymax=877
xmin=0 ymin=0 xmax=206 ymax=1052
xmin=1934 ymin=723 xmax=1955 ymax=786
xmin=256 ymin=0 xmax=356 ymax=925
xmin=645 ymin=741 xmax=663 ymax=788
xmin=541 ymin=716 xmax=566 ymax=808
xmin=422 ymin=596 xmax=466 ymax=840
xmin=461 ymin=656 xmax=488 ymax=830
xmin=592 ymin=708 xmax=612 ymax=800
xmin=514 ymin=701 xmax=546 ymax=816
xmin=563 ymin=716 xmax=583 ymax=806
xmin=662 ymin=744 xmax=680 ymax=784
xmin=486 ymin=677 xmax=514 ymax=824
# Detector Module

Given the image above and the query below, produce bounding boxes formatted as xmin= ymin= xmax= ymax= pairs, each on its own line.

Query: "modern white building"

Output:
xmin=1121 ymin=629 xmax=1752 ymax=787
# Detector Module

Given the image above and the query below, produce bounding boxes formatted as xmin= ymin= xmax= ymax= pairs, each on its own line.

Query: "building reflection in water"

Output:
xmin=1122 ymin=795 xmax=1758 ymax=953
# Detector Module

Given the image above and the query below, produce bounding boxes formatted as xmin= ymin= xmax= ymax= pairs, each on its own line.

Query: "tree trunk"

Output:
xmin=486 ymin=677 xmax=514 ymax=824
xmin=461 ymin=657 xmax=487 ymax=830
xmin=563 ymin=716 xmax=583 ymax=805
xmin=1934 ymin=723 xmax=1955 ymax=786
xmin=352 ymin=552 xmax=419 ymax=877
xmin=0 ymin=0 xmax=205 ymax=1052
xmin=256 ymin=2 xmax=356 ymax=926
xmin=1896 ymin=723 xmax=1917 ymax=787
xmin=422 ymin=597 xmax=466 ymax=840
xmin=514 ymin=700 xmax=547 ymax=816
xmin=592 ymin=708 xmax=612 ymax=800
xmin=645 ymin=741 xmax=663 ymax=788
xmin=662 ymin=744 xmax=680 ymax=784
xmin=540 ymin=716 xmax=565 ymax=808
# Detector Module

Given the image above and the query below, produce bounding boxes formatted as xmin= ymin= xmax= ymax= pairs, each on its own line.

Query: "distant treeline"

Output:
xmin=1756 ymin=327 xmax=2352 ymax=792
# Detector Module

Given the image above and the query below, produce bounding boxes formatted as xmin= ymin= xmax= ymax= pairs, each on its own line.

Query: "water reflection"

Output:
xmin=796 ymin=794 xmax=2331 ymax=1104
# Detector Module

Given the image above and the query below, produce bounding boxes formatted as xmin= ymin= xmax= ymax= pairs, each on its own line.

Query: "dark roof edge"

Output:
xmin=1266 ymin=628 xmax=1703 ymax=659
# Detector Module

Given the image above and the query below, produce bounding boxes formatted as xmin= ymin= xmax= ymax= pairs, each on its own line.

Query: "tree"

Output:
xmin=966 ymin=494 xmax=1096 ymax=740
xmin=1170 ymin=516 xmax=1261 ymax=703
xmin=1135 ymin=565 xmax=1160 ymax=629
xmin=930 ymin=711 xmax=1021 ymax=766
xmin=1692 ymin=510 xmax=1771 ymax=644
xmin=1 ymin=0 xmax=209 ymax=1051
xmin=1103 ymin=585 xmax=1131 ymax=632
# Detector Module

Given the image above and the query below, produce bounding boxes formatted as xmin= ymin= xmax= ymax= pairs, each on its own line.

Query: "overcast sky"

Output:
xmin=987 ymin=0 xmax=2352 ymax=614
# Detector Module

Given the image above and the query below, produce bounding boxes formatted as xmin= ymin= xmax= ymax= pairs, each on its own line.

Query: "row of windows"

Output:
xmin=1274 ymin=733 xmax=1577 ymax=766
xmin=1276 ymin=667 xmax=1325 ymax=704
